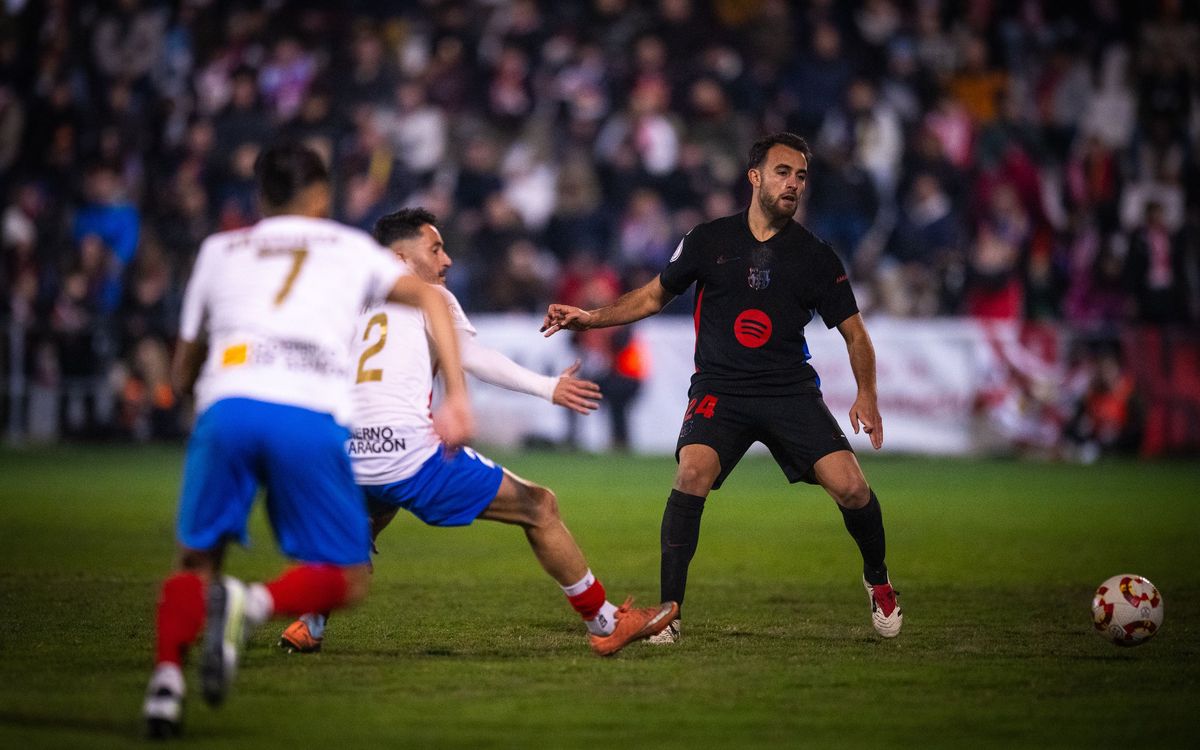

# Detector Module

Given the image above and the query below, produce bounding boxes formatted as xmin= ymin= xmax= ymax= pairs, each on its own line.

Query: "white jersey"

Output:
xmin=348 ymin=286 xmax=475 ymax=485
xmin=179 ymin=215 xmax=408 ymax=424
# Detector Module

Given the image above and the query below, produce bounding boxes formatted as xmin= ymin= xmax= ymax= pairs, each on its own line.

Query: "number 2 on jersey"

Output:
xmin=684 ymin=395 xmax=718 ymax=421
xmin=356 ymin=312 xmax=388 ymax=383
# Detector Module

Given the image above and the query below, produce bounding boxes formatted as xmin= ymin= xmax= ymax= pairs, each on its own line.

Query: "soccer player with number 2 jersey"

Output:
xmin=543 ymin=133 xmax=903 ymax=644
xmin=277 ymin=208 xmax=677 ymax=659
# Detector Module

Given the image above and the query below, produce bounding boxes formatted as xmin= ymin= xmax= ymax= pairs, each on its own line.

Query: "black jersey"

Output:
xmin=659 ymin=210 xmax=858 ymax=397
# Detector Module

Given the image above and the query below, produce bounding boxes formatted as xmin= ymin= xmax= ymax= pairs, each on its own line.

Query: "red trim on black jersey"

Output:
xmin=692 ymin=284 xmax=705 ymax=372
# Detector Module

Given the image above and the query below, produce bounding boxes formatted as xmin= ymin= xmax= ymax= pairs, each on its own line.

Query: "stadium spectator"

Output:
xmin=334 ymin=25 xmax=396 ymax=115
xmin=258 ymin=36 xmax=316 ymax=122
xmin=781 ymin=20 xmax=853 ymax=139
xmin=0 ymin=82 xmax=23 ymax=175
xmin=90 ymin=0 xmax=168 ymax=85
xmin=1080 ymin=46 xmax=1137 ymax=151
xmin=877 ymin=171 xmax=963 ymax=317
xmin=1062 ymin=210 xmax=1130 ymax=326
xmin=378 ymin=78 xmax=447 ymax=186
xmin=486 ymin=237 xmax=554 ymax=313
xmin=617 ymin=187 xmax=675 ymax=273
xmin=1064 ymin=346 xmax=1143 ymax=462
xmin=543 ymin=153 xmax=610 ymax=261
xmin=73 ymin=162 xmax=140 ymax=313
xmin=1124 ymin=201 xmax=1188 ymax=324
xmin=804 ymin=141 xmax=879 ymax=269
xmin=563 ymin=273 xmax=646 ymax=452
xmin=818 ymin=77 xmax=904 ymax=195
xmin=964 ymin=184 xmax=1030 ymax=320
xmin=1064 ymin=135 xmax=1122 ymax=231
xmin=950 ymin=35 xmax=1008 ymax=125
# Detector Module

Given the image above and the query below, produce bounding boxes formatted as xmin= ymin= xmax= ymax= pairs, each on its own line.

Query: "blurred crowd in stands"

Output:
xmin=2 ymin=0 xmax=1198 ymax=446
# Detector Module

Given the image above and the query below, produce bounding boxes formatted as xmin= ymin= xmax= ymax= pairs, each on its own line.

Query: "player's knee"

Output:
xmin=674 ymin=463 xmax=716 ymax=496
xmin=832 ymin=479 xmax=871 ymax=509
xmin=526 ymin=485 xmax=561 ymax=528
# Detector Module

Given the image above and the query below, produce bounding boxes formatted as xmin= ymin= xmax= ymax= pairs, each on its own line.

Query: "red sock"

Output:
xmin=155 ymin=572 xmax=205 ymax=666
xmin=566 ymin=579 xmax=607 ymax=620
xmin=264 ymin=564 xmax=350 ymax=616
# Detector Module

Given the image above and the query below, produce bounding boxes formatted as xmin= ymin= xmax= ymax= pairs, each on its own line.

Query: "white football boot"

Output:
xmin=143 ymin=662 xmax=185 ymax=739
xmin=200 ymin=576 xmax=250 ymax=706
xmin=646 ymin=618 xmax=681 ymax=644
xmin=864 ymin=577 xmax=903 ymax=638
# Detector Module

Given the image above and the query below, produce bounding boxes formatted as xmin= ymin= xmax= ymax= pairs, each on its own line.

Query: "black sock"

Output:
xmin=839 ymin=490 xmax=888 ymax=585
xmin=660 ymin=489 xmax=706 ymax=615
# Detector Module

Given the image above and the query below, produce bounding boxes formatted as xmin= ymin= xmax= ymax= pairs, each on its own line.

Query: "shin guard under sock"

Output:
xmin=660 ymin=489 xmax=706 ymax=612
xmin=839 ymin=490 xmax=888 ymax=584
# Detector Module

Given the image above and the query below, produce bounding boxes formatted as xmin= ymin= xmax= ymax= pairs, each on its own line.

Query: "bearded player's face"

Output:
xmin=753 ymin=145 xmax=808 ymax=220
xmin=392 ymin=224 xmax=452 ymax=286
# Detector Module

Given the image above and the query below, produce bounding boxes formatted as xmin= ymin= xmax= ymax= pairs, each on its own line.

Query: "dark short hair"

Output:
xmin=747 ymin=132 xmax=812 ymax=170
xmin=373 ymin=207 xmax=438 ymax=246
xmin=254 ymin=142 xmax=329 ymax=208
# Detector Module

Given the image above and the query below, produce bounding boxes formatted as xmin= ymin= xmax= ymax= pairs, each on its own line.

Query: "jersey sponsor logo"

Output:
xmin=225 ymin=338 xmax=347 ymax=376
xmin=346 ymin=426 xmax=408 ymax=455
xmin=221 ymin=343 xmax=249 ymax=367
xmin=733 ymin=309 xmax=772 ymax=348
xmin=669 ymin=239 xmax=683 ymax=263
xmin=748 ymin=267 xmax=771 ymax=290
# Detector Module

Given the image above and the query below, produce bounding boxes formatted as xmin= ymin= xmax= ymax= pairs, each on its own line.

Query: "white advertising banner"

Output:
xmin=467 ymin=315 xmax=1014 ymax=457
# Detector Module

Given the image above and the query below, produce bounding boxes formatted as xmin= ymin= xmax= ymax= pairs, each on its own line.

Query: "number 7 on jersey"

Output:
xmin=264 ymin=247 xmax=309 ymax=306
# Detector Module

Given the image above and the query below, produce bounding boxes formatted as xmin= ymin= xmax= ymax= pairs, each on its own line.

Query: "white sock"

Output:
xmin=149 ymin=662 xmax=185 ymax=696
xmin=301 ymin=612 xmax=327 ymax=639
xmin=560 ymin=570 xmax=596 ymax=597
xmin=586 ymin=601 xmax=620 ymax=636
xmin=244 ymin=583 xmax=273 ymax=626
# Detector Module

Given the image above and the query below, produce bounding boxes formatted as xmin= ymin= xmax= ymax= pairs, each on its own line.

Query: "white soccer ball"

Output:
xmin=1091 ymin=574 xmax=1164 ymax=647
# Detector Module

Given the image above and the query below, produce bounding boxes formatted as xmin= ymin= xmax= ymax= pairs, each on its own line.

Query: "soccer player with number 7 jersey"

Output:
xmin=277 ymin=208 xmax=678 ymax=659
xmin=142 ymin=144 xmax=474 ymax=739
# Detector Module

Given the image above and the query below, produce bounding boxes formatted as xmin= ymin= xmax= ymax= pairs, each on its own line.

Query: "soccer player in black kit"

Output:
xmin=542 ymin=132 xmax=902 ymax=642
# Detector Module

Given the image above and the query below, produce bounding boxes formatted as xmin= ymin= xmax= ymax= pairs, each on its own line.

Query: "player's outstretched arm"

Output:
xmin=541 ymin=275 xmax=675 ymax=337
xmin=388 ymin=275 xmax=475 ymax=447
xmin=836 ymin=313 xmax=884 ymax=450
xmin=461 ymin=337 xmax=601 ymax=414
xmin=171 ymin=338 xmax=207 ymax=399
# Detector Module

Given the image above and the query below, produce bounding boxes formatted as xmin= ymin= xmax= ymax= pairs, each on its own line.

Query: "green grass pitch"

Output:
xmin=1 ymin=445 xmax=1197 ymax=748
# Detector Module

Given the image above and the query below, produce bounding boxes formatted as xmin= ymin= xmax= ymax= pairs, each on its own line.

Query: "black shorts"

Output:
xmin=675 ymin=388 xmax=853 ymax=490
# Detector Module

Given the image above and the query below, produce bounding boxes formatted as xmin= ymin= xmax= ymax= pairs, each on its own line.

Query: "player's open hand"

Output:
xmin=849 ymin=394 xmax=884 ymax=450
xmin=541 ymin=305 xmax=592 ymax=337
xmin=552 ymin=360 xmax=602 ymax=415
xmin=433 ymin=392 xmax=475 ymax=449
